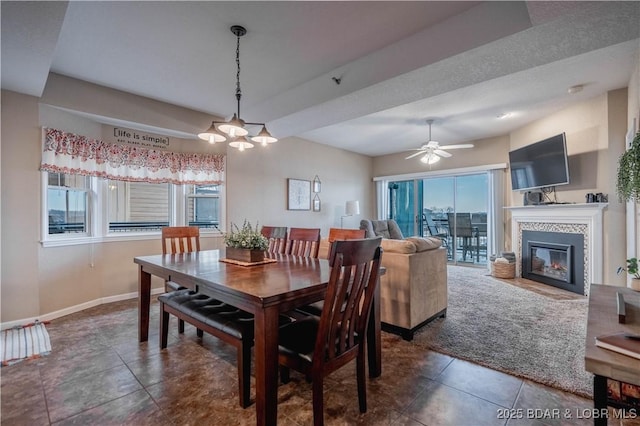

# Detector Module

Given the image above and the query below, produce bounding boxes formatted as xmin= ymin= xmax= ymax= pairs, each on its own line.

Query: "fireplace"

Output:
xmin=507 ymin=204 xmax=606 ymax=297
xmin=521 ymin=230 xmax=584 ymax=295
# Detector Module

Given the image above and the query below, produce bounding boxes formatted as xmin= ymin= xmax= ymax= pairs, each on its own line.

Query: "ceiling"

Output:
xmin=2 ymin=1 xmax=639 ymax=157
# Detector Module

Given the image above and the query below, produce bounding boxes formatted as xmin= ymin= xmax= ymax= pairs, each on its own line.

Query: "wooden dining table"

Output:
xmin=134 ymin=249 xmax=382 ymax=426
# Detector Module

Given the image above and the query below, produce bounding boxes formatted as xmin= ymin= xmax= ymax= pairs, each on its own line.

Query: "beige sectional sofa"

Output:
xmin=375 ymin=237 xmax=448 ymax=340
xmin=319 ymin=220 xmax=448 ymax=340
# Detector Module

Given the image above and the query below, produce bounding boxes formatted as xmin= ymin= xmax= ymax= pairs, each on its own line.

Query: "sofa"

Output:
xmin=319 ymin=219 xmax=448 ymax=340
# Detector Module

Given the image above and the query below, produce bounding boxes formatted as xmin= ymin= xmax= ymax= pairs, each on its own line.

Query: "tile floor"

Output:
xmin=1 ymin=285 xmax=638 ymax=425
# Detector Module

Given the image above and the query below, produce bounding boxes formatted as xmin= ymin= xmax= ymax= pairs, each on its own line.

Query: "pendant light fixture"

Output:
xmin=198 ymin=25 xmax=278 ymax=148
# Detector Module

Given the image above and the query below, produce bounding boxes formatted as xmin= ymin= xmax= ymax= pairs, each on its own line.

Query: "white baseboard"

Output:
xmin=1 ymin=287 xmax=165 ymax=330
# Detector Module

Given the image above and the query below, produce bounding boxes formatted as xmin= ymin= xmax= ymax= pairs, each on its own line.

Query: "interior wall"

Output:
xmin=626 ymin=50 xmax=640 ymax=265
xmin=226 ymin=136 xmax=373 ymax=235
xmin=1 ymin=75 xmax=373 ymax=325
xmin=372 ymin=90 xmax=630 ymax=287
xmin=372 ymin=134 xmax=510 ymax=177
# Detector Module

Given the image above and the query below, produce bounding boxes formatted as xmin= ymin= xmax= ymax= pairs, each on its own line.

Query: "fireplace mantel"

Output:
xmin=505 ymin=203 xmax=607 ymax=292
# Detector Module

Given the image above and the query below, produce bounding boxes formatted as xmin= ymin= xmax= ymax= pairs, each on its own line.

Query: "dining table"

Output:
xmin=134 ymin=249 xmax=382 ymax=426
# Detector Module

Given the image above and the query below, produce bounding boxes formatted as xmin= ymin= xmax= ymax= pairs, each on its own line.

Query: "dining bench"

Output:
xmin=158 ymin=289 xmax=256 ymax=408
xmin=158 ymin=288 xmax=294 ymax=408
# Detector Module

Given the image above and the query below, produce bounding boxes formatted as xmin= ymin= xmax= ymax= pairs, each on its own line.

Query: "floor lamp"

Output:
xmin=340 ymin=200 xmax=360 ymax=228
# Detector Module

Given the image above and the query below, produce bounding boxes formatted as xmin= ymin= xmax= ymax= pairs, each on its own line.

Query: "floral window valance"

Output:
xmin=40 ymin=128 xmax=225 ymax=184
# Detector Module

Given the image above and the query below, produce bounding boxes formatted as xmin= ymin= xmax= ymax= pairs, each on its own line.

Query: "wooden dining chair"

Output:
xmin=161 ymin=226 xmax=202 ymax=333
xmin=296 ymin=227 xmax=367 ymax=317
xmin=277 ymin=237 xmax=383 ymax=426
xmin=260 ymin=226 xmax=288 ymax=254
xmin=327 ymin=227 xmax=365 ymax=261
xmin=161 ymin=226 xmax=201 ymax=291
xmin=286 ymin=227 xmax=321 ymax=258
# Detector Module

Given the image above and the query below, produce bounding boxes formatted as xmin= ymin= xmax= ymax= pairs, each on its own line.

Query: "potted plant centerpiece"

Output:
xmin=224 ymin=221 xmax=269 ymax=263
xmin=616 ymin=131 xmax=640 ymax=203
xmin=617 ymin=257 xmax=640 ymax=291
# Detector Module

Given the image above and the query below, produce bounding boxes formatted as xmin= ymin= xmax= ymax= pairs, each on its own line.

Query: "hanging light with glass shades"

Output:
xmin=198 ymin=25 xmax=278 ymax=149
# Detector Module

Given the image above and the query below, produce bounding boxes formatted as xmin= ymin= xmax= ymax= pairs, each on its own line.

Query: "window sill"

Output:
xmin=41 ymin=230 xmax=224 ymax=248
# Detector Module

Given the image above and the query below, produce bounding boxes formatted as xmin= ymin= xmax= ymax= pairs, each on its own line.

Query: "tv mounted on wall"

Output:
xmin=509 ymin=133 xmax=570 ymax=191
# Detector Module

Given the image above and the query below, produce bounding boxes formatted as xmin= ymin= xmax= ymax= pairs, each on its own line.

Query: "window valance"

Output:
xmin=40 ymin=128 xmax=225 ymax=184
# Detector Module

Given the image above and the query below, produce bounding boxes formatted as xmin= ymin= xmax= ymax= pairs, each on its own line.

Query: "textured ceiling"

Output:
xmin=2 ymin=1 xmax=639 ymax=156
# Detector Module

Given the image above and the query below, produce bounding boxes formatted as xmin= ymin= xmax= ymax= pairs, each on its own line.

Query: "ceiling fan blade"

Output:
xmin=405 ymin=151 xmax=425 ymax=160
xmin=434 ymin=149 xmax=452 ymax=157
xmin=440 ymin=144 xmax=474 ymax=150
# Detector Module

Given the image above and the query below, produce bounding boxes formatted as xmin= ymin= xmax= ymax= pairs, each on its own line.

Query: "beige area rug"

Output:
xmin=412 ymin=265 xmax=592 ymax=398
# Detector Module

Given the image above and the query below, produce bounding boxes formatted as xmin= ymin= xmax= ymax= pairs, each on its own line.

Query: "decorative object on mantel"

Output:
xmin=197 ymin=25 xmax=277 ymax=149
xmin=312 ymin=175 xmax=321 ymax=193
xmin=616 ymin=130 xmax=640 ymax=203
xmin=223 ymin=221 xmax=269 ymax=264
xmin=287 ymin=178 xmax=311 ymax=211
xmin=617 ymin=257 xmax=640 ymax=291
xmin=340 ymin=200 xmax=360 ymax=228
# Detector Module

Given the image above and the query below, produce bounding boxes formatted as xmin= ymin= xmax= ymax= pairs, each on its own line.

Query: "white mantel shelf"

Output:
xmin=506 ymin=203 xmax=608 ymax=293
xmin=505 ymin=203 xmax=608 ymax=213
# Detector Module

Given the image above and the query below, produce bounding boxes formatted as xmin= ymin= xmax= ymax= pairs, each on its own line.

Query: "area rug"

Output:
xmin=412 ymin=266 xmax=592 ymax=398
xmin=1 ymin=321 xmax=52 ymax=366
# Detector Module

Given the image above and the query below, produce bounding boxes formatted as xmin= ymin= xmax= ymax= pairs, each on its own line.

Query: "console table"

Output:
xmin=584 ymin=284 xmax=640 ymax=425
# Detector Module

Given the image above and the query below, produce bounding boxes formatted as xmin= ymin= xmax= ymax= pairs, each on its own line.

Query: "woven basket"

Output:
xmin=491 ymin=261 xmax=515 ymax=279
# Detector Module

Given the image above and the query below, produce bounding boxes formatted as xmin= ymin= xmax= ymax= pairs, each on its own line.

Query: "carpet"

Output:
xmin=412 ymin=265 xmax=593 ymax=398
xmin=1 ymin=321 xmax=52 ymax=366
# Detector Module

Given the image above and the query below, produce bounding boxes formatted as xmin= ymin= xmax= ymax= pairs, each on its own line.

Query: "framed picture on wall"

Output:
xmin=287 ymin=178 xmax=311 ymax=210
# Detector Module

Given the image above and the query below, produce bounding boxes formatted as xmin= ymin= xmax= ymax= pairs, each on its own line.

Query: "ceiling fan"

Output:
xmin=405 ymin=119 xmax=474 ymax=164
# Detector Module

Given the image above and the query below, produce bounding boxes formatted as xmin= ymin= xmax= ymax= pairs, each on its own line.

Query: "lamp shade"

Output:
xmin=218 ymin=114 xmax=248 ymax=137
xmin=197 ymin=123 xmax=227 ymax=144
xmin=345 ymin=200 xmax=360 ymax=216
xmin=228 ymin=137 xmax=254 ymax=151
xmin=250 ymin=125 xmax=277 ymax=145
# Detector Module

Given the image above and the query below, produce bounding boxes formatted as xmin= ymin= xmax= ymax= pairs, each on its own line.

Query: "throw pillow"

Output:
xmin=359 ymin=220 xmax=376 ymax=238
xmin=372 ymin=220 xmax=391 ymax=239
xmin=387 ymin=220 xmax=404 ymax=239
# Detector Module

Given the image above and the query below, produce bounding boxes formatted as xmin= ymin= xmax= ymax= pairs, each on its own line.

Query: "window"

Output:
xmin=186 ymin=184 xmax=221 ymax=231
xmin=47 ymin=173 xmax=90 ymax=235
xmin=108 ymin=180 xmax=170 ymax=232
xmin=42 ymin=172 xmax=224 ymax=244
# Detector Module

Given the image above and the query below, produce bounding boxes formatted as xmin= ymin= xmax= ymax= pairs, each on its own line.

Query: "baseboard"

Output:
xmin=381 ymin=308 xmax=447 ymax=341
xmin=1 ymin=287 xmax=165 ymax=330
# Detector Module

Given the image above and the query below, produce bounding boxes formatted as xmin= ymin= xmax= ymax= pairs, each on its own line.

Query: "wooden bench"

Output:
xmin=158 ymin=289 xmax=256 ymax=408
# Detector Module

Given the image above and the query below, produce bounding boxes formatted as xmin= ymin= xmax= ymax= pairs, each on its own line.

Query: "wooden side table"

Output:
xmin=584 ymin=284 xmax=640 ymax=425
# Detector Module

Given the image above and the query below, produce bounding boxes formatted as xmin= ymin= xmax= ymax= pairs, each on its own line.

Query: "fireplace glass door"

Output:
xmin=529 ymin=241 xmax=572 ymax=283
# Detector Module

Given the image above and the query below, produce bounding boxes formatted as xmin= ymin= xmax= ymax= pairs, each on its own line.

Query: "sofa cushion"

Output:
xmin=380 ymin=239 xmax=417 ymax=254
xmin=360 ymin=219 xmax=404 ymax=239
xmin=405 ymin=236 xmax=442 ymax=252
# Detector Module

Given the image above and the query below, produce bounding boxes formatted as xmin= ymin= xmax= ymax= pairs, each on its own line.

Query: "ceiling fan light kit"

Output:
xmin=197 ymin=25 xmax=278 ymax=149
xmin=405 ymin=119 xmax=473 ymax=164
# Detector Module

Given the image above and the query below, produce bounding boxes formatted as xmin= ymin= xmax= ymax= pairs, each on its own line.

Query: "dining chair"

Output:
xmin=286 ymin=227 xmax=321 ymax=258
xmin=447 ymin=213 xmax=478 ymax=262
xmin=327 ymin=227 xmax=366 ymax=260
xmin=423 ymin=209 xmax=449 ymax=254
xmin=296 ymin=228 xmax=366 ymax=317
xmin=277 ymin=237 xmax=383 ymax=426
xmin=260 ymin=226 xmax=288 ymax=254
xmin=161 ymin=226 xmax=200 ymax=293
xmin=161 ymin=226 xmax=201 ymax=332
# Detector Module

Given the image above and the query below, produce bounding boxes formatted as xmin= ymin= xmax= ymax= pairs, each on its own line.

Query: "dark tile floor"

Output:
xmin=1 ymin=284 xmax=638 ymax=425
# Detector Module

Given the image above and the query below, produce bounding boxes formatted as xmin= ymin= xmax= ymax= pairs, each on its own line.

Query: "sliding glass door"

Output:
xmin=389 ymin=173 xmax=489 ymax=266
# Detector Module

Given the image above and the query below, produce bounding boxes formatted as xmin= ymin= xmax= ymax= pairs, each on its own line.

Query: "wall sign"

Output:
xmin=109 ymin=126 xmax=172 ymax=149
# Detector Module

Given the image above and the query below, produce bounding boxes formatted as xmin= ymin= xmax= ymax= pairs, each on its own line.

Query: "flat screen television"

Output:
xmin=509 ymin=133 xmax=570 ymax=191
